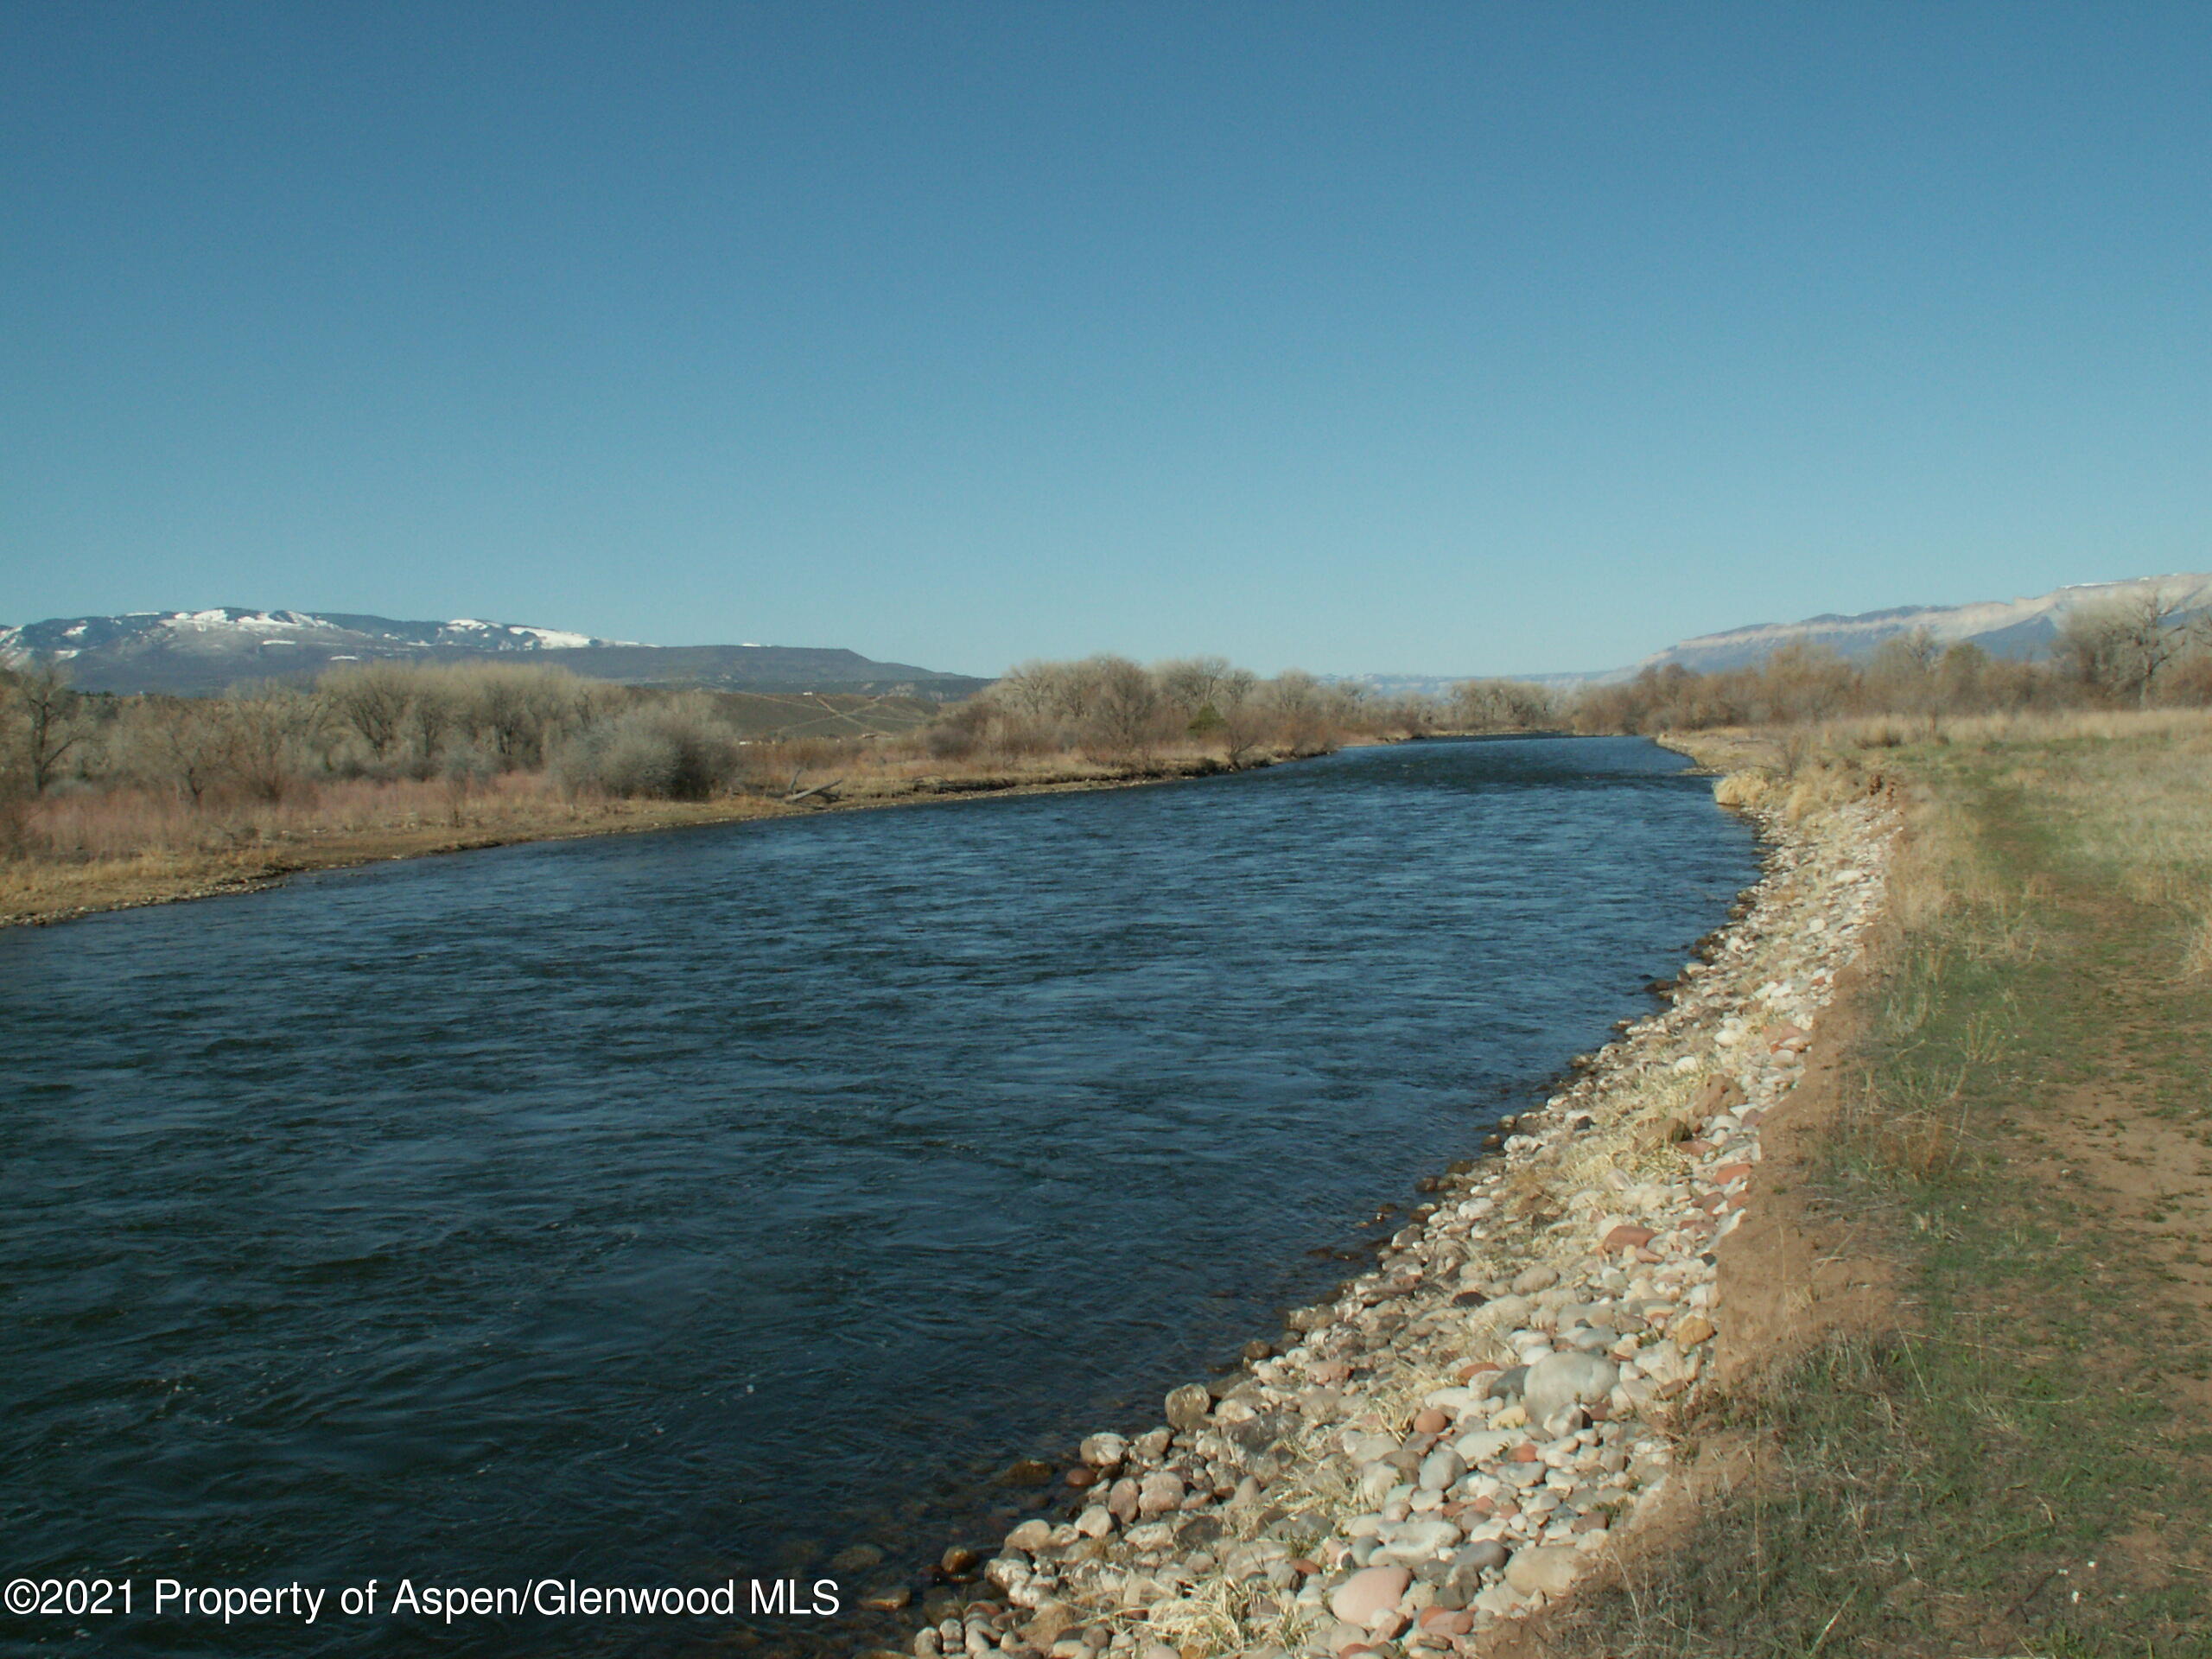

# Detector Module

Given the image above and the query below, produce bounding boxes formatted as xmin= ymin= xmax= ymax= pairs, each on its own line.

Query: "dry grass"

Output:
xmin=1547 ymin=709 xmax=2212 ymax=1658
xmin=0 ymin=743 xmax=1274 ymax=927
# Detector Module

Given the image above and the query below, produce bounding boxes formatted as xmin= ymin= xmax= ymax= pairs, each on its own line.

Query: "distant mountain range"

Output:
xmin=1627 ymin=572 xmax=2212 ymax=677
xmin=1337 ymin=572 xmax=2212 ymax=697
xmin=12 ymin=575 xmax=2209 ymax=701
xmin=0 ymin=608 xmax=990 ymax=698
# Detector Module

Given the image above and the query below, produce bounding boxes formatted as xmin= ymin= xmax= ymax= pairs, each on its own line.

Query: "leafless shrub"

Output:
xmin=555 ymin=697 xmax=743 ymax=800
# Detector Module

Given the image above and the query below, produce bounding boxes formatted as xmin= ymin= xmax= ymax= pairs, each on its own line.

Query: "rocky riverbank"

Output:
xmin=901 ymin=761 xmax=1896 ymax=1659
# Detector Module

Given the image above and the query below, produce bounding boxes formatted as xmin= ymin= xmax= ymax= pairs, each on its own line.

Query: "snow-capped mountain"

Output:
xmin=0 ymin=608 xmax=987 ymax=697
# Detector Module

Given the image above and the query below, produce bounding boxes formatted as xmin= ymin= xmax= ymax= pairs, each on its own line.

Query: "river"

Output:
xmin=0 ymin=735 xmax=1756 ymax=1655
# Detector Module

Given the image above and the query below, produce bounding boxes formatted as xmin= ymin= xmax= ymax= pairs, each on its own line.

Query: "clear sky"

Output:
xmin=3 ymin=3 xmax=2207 ymax=677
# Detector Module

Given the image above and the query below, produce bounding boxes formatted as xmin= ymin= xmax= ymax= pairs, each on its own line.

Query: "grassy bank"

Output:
xmin=1537 ymin=712 xmax=2212 ymax=1657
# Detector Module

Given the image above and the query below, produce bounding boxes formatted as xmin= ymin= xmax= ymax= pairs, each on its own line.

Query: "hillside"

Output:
xmin=0 ymin=608 xmax=990 ymax=698
xmin=1630 ymin=571 xmax=2212 ymax=677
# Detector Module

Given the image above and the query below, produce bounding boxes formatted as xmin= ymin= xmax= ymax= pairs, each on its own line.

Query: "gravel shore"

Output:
xmin=902 ymin=766 xmax=1896 ymax=1659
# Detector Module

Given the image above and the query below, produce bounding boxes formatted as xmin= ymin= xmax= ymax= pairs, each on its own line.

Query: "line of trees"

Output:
xmin=9 ymin=590 xmax=2212 ymax=825
xmin=0 ymin=662 xmax=779 ymax=810
xmin=1573 ymin=594 xmax=2212 ymax=734
xmin=931 ymin=655 xmax=1423 ymax=767
xmin=0 ymin=654 xmax=1436 ymax=819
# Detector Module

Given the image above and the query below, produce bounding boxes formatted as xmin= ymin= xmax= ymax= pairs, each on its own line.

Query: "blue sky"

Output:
xmin=3 ymin=3 xmax=2207 ymax=676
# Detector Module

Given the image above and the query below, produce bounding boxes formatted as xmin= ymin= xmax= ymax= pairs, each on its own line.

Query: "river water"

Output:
xmin=0 ymin=736 xmax=1755 ymax=1656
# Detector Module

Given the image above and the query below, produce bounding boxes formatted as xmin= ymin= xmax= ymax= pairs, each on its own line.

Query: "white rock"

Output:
xmin=1522 ymin=1352 xmax=1620 ymax=1427
xmin=1452 ymin=1429 xmax=1515 ymax=1466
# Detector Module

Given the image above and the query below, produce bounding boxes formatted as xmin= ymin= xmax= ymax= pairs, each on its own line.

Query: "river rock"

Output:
xmin=1510 ymin=1265 xmax=1559 ymax=1294
xmin=1454 ymin=1539 xmax=1508 ymax=1574
xmin=1328 ymin=1564 xmax=1411 ymax=1627
xmin=1482 ymin=1294 xmax=1534 ymax=1328
xmin=1452 ymin=1428 xmax=1515 ymax=1465
xmin=1505 ymin=1545 xmax=1583 ymax=1598
xmin=1136 ymin=1471 xmax=1185 ymax=1517
xmin=1005 ymin=1520 xmax=1054 ymax=1553
xmin=1165 ymin=1383 xmax=1212 ymax=1432
xmin=1075 ymin=1506 xmax=1114 ymax=1538
xmin=1373 ymin=1517 xmax=1461 ymax=1564
xmin=1078 ymin=1433 xmax=1128 ymax=1468
xmin=1417 ymin=1447 xmax=1465 ymax=1491
xmin=1522 ymin=1352 xmax=1618 ymax=1427
xmin=1344 ymin=1430 xmax=1397 ymax=1463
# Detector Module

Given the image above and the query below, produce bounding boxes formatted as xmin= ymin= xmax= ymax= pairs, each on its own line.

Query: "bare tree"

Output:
xmin=1082 ymin=657 xmax=1176 ymax=762
xmin=2058 ymin=590 xmax=2183 ymax=706
xmin=13 ymin=658 xmax=84 ymax=793
xmin=216 ymin=685 xmax=327 ymax=802
xmin=324 ymin=663 xmax=416 ymax=762
xmin=1155 ymin=656 xmax=1237 ymax=716
xmin=1451 ymin=678 xmax=1556 ymax=732
xmin=136 ymin=698 xmax=227 ymax=804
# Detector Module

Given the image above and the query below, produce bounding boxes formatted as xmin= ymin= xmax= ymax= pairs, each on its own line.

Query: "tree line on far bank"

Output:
xmin=6 ymin=588 xmax=2212 ymax=839
xmin=0 ymin=654 xmax=1440 ymax=842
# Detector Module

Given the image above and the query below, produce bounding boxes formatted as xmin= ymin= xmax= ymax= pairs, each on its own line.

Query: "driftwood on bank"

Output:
xmin=782 ymin=777 xmax=845 ymax=805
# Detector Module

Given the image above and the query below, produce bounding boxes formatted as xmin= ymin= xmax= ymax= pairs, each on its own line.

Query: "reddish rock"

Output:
xmin=1412 ymin=1407 xmax=1450 ymax=1434
xmin=1602 ymin=1224 xmax=1656 ymax=1252
xmin=1310 ymin=1361 xmax=1352 ymax=1385
xmin=1674 ymin=1313 xmax=1718 ymax=1346
xmin=1065 ymin=1466 xmax=1097 ymax=1489
xmin=1713 ymin=1162 xmax=1754 ymax=1185
xmin=1287 ymin=1558 xmax=1320 ymax=1577
xmin=1681 ymin=1138 xmax=1717 ymax=1155
xmin=1421 ymin=1608 xmax=1477 ymax=1637
xmin=1467 ymin=1496 xmax=1495 ymax=1516
xmin=1510 ymin=1443 xmax=1541 ymax=1462
xmin=1455 ymin=1361 xmax=1501 ymax=1384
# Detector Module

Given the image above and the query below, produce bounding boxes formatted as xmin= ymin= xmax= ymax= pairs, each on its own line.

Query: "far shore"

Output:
xmin=0 ymin=729 xmax=1678 ymax=934
xmin=0 ymin=751 xmax=1271 ymax=932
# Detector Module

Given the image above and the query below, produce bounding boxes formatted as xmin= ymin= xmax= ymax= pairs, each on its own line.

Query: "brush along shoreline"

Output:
xmin=0 ymin=752 xmax=1267 ymax=930
xmin=900 ymin=759 xmax=1896 ymax=1659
